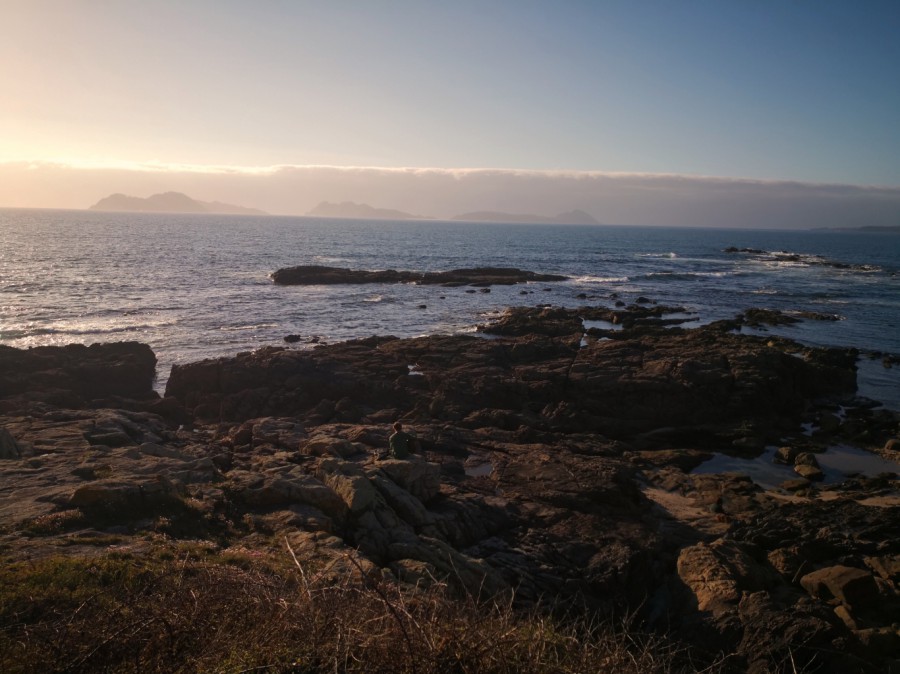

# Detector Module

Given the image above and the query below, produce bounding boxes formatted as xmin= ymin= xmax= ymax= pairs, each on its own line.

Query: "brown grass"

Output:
xmin=0 ymin=545 xmax=727 ymax=674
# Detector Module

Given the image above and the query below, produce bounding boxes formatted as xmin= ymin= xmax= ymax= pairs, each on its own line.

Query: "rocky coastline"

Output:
xmin=2 ymin=303 xmax=899 ymax=672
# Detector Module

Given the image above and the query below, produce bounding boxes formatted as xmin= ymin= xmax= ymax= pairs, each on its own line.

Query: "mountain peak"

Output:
xmin=89 ymin=192 xmax=267 ymax=215
xmin=307 ymin=201 xmax=427 ymax=220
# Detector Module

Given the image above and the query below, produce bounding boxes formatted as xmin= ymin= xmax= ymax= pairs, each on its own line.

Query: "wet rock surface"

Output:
xmin=2 ymin=305 xmax=898 ymax=672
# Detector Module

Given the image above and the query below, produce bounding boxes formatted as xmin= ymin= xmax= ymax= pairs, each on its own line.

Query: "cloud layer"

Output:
xmin=2 ymin=161 xmax=899 ymax=229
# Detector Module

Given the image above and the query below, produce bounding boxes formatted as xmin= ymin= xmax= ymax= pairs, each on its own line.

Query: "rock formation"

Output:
xmin=271 ymin=265 xmax=568 ymax=286
xmin=2 ymin=305 xmax=898 ymax=672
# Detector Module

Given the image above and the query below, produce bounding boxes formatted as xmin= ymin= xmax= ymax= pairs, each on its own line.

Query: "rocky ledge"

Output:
xmin=271 ymin=265 xmax=568 ymax=286
xmin=2 ymin=305 xmax=898 ymax=672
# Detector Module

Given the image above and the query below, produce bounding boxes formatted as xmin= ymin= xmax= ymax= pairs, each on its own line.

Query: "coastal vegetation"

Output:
xmin=0 ymin=548 xmax=726 ymax=674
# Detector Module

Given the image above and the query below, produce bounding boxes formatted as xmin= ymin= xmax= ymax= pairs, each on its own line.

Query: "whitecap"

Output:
xmin=571 ymin=275 xmax=630 ymax=284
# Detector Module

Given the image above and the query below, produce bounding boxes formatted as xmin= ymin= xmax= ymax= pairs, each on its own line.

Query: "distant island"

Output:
xmin=89 ymin=192 xmax=267 ymax=215
xmin=307 ymin=201 xmax=428 ymax=220
xmin=811 ymin=225 xmax=900 ymax=234
xmin=451 ymin=209 xmax=600 ymax=225
xmin=307 ymin=201 xmax=600 ymax=225
xmin=89 ymin=194 xmax=603 ymax=224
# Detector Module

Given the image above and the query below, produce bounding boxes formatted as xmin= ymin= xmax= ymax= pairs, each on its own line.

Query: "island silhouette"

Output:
xmin=89 ymin=191 xmax=267 ymax=215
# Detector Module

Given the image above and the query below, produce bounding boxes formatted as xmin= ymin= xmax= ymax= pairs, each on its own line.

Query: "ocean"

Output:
xmin=1 ymin=208 xmax=898 ymax=409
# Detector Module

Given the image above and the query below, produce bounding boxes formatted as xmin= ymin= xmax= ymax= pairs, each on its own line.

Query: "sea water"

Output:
xmin=1 ymin=208 xmax=898 ymax=408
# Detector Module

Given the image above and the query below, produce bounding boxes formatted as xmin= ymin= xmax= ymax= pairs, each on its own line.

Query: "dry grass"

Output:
xmin=0 ymin=544 xmax=727 ymax=674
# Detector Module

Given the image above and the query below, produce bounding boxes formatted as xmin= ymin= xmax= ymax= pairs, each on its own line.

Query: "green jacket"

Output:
xmin=389 ymin=431 xmax=415 ymax=459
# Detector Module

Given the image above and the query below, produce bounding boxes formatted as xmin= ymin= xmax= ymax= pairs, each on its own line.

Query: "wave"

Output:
xmin=219 ymin=323 xmax=280 ymax=332
xmin=571 ymin=275 xmax=630 ymax=284
xmin=641 ymin=271 xmax=731 ymax=281
xmin=638 ymin=252 xmax=677 ymax=259
xmin=1 ymin=322 xmax=177 ymax=340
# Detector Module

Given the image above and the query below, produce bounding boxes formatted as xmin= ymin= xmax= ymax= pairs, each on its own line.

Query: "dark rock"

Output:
xmin=283 ymin=334 xmax=302 ymax=343
xmin=740 ymin=308 xmax=800 ymax=328
xmin=794 ymin=452 xmax=824 ymax=480
xmin=773 ymin=446 xmax=799 ymax=465
xmin=271 ymin=265 xmax=568 ymax=287
xmin=166 ymin=314 xmax=858 ymax=443
xmin=480 ymin=306 xmax=584 ymax=337
xmin=0 ymin=342 xmax=158 ymax=410
xmin=0 ymin=428 xmax=22 ymax=459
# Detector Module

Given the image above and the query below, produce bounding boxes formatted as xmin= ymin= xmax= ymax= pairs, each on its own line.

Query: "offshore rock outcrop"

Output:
xmin=271 ymin=265 xmax=568 ymax=286
xmin=2 ymin=306 xmax=898 ymax=672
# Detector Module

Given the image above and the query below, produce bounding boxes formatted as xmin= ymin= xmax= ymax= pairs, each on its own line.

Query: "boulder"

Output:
xmin=794 ymin=464 xmax=824 ymax=481
xmin=368 ymin=471 xmax=434 ymax=529
xmin=0 ymin=428 xmax=22 ymax=459
xmin=677 ymin=540 xmax=781 ymax=616
xmin=800 ymin=566 xmax=881 ymax=612
xmin=773 ymin=446 xmax=799 ymax=465
xmin=376 ymin=459 xmax=441 ymax=503
xmin=316 ymin=459 xmax=378 ymax=514
xmin=794 ymin=452 xmax=820 ymax=467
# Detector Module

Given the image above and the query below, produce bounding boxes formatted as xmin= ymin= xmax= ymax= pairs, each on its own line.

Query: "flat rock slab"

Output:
xmin=271 ymin=265 xmax=567 ymax=286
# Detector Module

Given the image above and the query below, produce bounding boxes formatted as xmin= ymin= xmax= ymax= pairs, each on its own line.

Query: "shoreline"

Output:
xmin=2 ymin=301 xmax=899 ymax=671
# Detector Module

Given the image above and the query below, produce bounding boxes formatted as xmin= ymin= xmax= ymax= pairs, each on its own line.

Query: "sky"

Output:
xmin=1 ymin=0 xmax=899 ymax=227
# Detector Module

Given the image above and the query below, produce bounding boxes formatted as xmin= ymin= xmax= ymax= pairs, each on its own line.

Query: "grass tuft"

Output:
xmin=0 ymin=549 xmax=727 ymax=674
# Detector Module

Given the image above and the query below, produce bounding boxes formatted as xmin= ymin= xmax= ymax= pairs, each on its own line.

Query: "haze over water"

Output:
xmin=2 ymin=208 xmax=898 ymax=409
